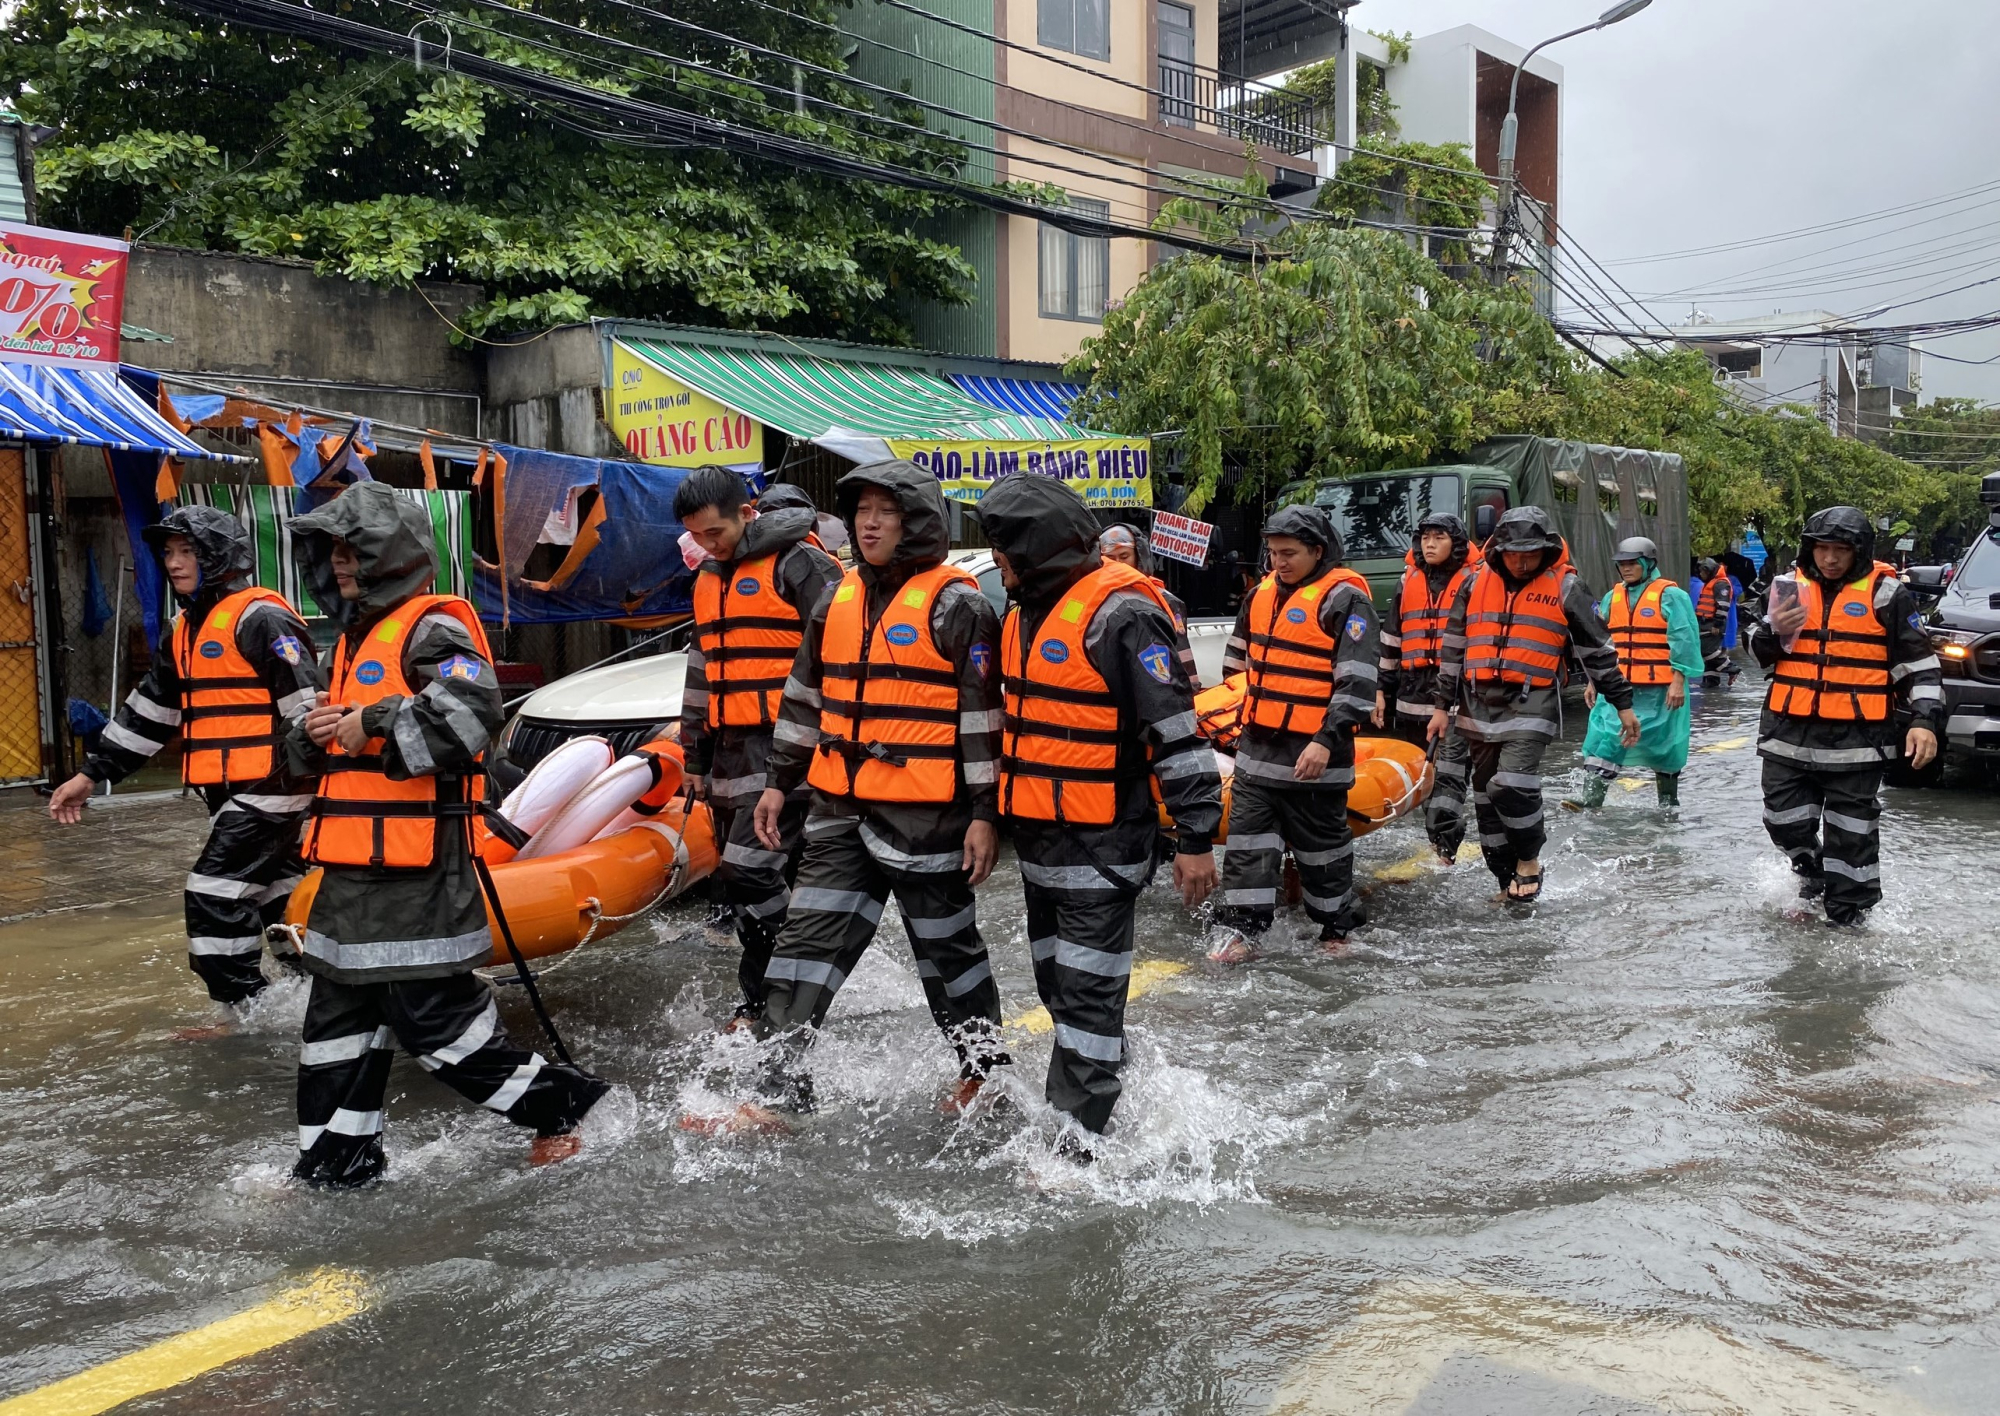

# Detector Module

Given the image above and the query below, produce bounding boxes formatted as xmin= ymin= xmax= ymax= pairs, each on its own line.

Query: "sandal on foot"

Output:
xmin=1507 ymin=869 xmax=1544 ymax=904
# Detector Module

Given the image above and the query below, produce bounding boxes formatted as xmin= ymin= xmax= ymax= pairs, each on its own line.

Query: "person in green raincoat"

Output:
xmin=1567 ymin=537 xmax=1701 ymax=810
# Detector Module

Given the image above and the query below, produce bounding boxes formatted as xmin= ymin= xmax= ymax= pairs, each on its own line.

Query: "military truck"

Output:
xmin=1306 ymin=435 xmax=1691 ymax=613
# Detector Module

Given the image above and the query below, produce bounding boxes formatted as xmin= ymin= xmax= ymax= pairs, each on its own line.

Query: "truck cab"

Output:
xmin=1307 ymin=464 xmax=1516 ymax=612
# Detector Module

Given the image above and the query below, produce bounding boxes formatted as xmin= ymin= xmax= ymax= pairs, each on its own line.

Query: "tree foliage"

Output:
xmin=1070 ymin=191 xmax=1983 ymax=551
xmin=2 ymin=0 xmax=976 ymax=339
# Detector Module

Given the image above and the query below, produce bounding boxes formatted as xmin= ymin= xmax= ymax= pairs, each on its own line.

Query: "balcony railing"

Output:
xmin=1157 ymin=61 xmax=1324 ymax=155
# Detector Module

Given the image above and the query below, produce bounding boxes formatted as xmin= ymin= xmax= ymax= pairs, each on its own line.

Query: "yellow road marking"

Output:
xmin=1372 ymin=846 xmax=1437 ymax=884
xmin=1698 ymin=735 xmax=1752 ymax=754
xmin=1616 ymin=777 xmax=1648 ymax=792
xmin=1271 ymin=1280 xmax=1936 ymax=1415
xmin=1 ymin=1269 xmax=370 ymax=1416
xmin=1006 ymin=960 xmax=1190 ymax=1035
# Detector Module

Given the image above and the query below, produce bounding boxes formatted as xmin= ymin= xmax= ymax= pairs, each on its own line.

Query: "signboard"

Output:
xmin=889 ymin=436 xmax=1153 ymax=508
xmin=1151 ymin=510 xmax=1213 ymax=566
xmin=0 ymin=221 xmax=128 ymax=369
xmin=606 ymin=341 xmax=763 ymax=477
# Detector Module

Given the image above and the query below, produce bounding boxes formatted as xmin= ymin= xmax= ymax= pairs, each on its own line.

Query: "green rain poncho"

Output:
xmin=1581 ymin=563 xmax=1702 ymax=775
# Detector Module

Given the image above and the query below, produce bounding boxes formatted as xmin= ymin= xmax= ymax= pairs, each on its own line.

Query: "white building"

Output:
xmin=1672 ymin=311 xmax=1922 ymax=443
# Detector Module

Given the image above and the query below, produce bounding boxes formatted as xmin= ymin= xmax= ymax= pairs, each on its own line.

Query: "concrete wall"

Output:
xmin=123 ymin=246 xmax=486 ymax=436
xmin=482 ymin=325 xmax=623 ymax=457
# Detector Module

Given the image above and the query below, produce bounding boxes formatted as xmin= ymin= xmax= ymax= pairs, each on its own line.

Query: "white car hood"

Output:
xmin=515 ymin=652 xmax=687 ymax=725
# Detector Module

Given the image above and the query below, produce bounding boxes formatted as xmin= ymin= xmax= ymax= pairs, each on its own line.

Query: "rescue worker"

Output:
xmin=1431 ymin=507 xmax=1639 ymax=904
xmin=1695 ymin=556 xmax=1739 ymax=686
xmin=1097 ymin=524 xmax=1200 ymax=688
xmin=1565 ymin=537 xmax=1700 ymax=811
xmin=1208 ymin=506 xmax=1379 ymax=962
xmin=1748 ymin=506 xmax=1942 ymax=926
xmin=676 ymin=467 xmax=842 ymax=1025
xmin=742 ymin=460 xmax=1008 ymax=1120
xmin=979 ymin=477 xmax=1222 ymax=1150
xmin=49 ymin=507 xmax=322 ymax=1011
xmin=284 ymin=482 xmax=606 ymax=1187
xmin=1374 ymin=511 xmax=1479 ymax=862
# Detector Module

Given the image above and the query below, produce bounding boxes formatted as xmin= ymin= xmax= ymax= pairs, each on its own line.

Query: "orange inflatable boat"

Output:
xmin=1169 ymin=674 xmax=1435 ymax=838
xmin=283 ymin=739 xmax=720 ymax=965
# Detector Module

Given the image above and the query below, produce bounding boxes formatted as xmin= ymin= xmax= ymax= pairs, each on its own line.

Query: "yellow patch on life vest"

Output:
xmin=1300 ymin=585 xmax=1322 ymax=601
xmin=209 ymin=611 xmax=233 ymax=629
xmin=834 ymin=584 xmax=856 ymax=603
xmin=902 ymin=587 xmax=928 ymax=609
xmin=1060 ymin=599 xmax=1086 ymax=623
xmin=374 ymin=619 xmax=401 ymax=641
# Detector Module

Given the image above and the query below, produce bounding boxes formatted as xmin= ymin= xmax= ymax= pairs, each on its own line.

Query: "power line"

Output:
xmin=1600 ymin=177 xmax=2000 ymax=268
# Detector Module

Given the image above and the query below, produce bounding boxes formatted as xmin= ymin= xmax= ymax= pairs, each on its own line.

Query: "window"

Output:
xmin=1039 ymin=0 xmax=1108 ymax=61
xmin=1158 ymin=2 xmax=1196 ymax=127
xmin=1312 ymin=474 xmax=1466 ymax=561
xmin=1039 ymin=197 xmax=1111 ymax=322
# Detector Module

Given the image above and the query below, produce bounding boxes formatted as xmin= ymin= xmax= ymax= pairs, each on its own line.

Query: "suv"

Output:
xmin=1907 ymin=474 xmax=2000 ymax=767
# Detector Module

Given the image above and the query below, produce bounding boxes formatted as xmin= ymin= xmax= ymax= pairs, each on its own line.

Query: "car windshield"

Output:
xmin=1313 ymin=474 xmax=1464 ymax=560
xmin=1959 ymin=531 xmax=2000 ymax=589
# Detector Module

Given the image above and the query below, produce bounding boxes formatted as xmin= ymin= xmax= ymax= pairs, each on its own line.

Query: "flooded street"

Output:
xmin=6 ymin=686 xmax=2000 ymax=1414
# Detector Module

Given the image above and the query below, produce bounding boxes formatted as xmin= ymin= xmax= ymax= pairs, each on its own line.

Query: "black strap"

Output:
xmin=469 ymin=844 xmax=581 ymax=1070
xmin=478 ymin=803 xmax=531 ymax=851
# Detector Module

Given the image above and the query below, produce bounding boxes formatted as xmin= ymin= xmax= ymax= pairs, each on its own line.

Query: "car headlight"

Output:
xmin=1929 ymin=628 xmax=1978 ymax=661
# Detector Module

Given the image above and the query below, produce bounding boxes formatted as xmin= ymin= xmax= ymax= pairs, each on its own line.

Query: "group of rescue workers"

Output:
xmin=46 ymin=457 xmax=1946 ymax=1183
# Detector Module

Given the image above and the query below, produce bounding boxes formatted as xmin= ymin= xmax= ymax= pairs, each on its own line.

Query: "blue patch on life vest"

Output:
xmin=1842 ymin=601 xmax=1868 ymax=618
xmin=1345 ymin=613 xmax=1367 ymax=642
xmin=1639 ymin=607 xmax=1657 ymax=619
xmin=1286 ymin=606 xmax=1309 ymax=624
xmin=354 ymin=660 xmax=386 ymax=686
xmin=272 ymin=634 xmax=304 ymax=665
xmin=438 ymin=654 xmax=482 ymax=682
xmin=1139 ymin=643 xmax=1173 ymax=684
xmin=968 ymin=643 xmax=992 ymax=678
xmin=1040 ymin=638 xmax=1069 ymax=665
xmin=199 ymin=640 xmax=225 ymax=659
xmin=734 ymin=577 xmax=761 ymax=596
xmin=884 ymin=622 xmax=920 ymax=647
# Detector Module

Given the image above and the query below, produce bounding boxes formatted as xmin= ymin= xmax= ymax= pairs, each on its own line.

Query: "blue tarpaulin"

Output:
xmin=0 ymin=361 xmax=242 ymax=459
xmin=947 ymin=374 xmax=1082 ymax=422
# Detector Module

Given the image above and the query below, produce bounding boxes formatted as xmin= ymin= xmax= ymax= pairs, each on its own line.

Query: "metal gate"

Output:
xmin=0 ymin=447 xmax=47 ymax=782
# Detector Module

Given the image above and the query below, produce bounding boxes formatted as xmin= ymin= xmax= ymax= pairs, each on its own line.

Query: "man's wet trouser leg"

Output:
xmin=1025 ymin=871 xmax=1135 ymax=1134
xmin=1216 ymin=776 xmax=1283 ymax=938
xmin=1761 ymin=757 xmax=1884 ymax=923
xmin=1700 ymin=627 xmax=1728 ymax=682
xmin=1273 ymin=784 xmax=1361 ymax=939
xmin=758 ymin=815 xmax=1003 ymax=1106
xmin=1419 ymin=718 xmax=1470 ymax=858
xmin=185 ymin=799 xmax=307 ymax=1006
xmin=712 ymin=786 xmax=809 ymax=1019
xmin=294 ymin=971 xmax=607 ymax=1187
xmin=1471 ymin=737 xmax=1549 ymax=887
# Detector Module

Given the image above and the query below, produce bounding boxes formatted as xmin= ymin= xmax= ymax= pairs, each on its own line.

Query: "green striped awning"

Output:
xmin=616 ymin=336 xmax=1094 ymax=448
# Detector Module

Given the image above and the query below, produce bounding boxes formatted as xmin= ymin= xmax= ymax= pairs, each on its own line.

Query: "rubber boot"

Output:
xmin=1564 ymin=774 xmax=1610 ymax=811
xmin=1655 ymin=772 xmax=1680 ymax=808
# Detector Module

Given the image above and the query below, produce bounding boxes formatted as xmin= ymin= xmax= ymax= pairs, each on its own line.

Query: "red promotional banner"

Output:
xmin=0 ymin=221 xmax=128 ymax=369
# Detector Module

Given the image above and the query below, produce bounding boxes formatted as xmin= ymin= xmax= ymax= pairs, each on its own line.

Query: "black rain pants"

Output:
xmin=1470 ymin=736 xmax=1549 ymax=886
xmin=711 ymin=786 xmax=809 ymax=1017
xmin=1760 ymin=757 xmax=1884 ymax=925
xmin=1215 ymin=776 xmax=1363 ymax=939
xmin=185 ymin=795 xmax=307 ymax=1005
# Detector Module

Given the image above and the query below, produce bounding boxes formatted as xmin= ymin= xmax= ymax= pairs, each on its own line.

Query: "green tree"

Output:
xmin=1883 ymin=396 xmax=2000 ymax=478
xmin=2 ymin=0 xmax=975 ymax=339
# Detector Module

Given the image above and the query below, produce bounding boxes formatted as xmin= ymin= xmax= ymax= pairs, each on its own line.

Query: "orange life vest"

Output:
xmin=692 ymin=551 xmax=805 ymax=728
xmin=806 ymin=564 xmax=972 ymax=803
xmin=1767 ymin=564 xmax=1896 ymax=722
xmin=173 ymin=585 xmax=292 ymax=787
xmin=999 ymin=561 xmax=1173 ymax=826
xmin=1604 ymin=577 xmax=1675 ymax=687
xmin=1463 ymin=546 xmax=1575 ymax=688
xmin=1242 ymin=564 xmax=1370 ymax=736
xmin=1395 ymin=545 xmax=1480 ymax=670
xmin=1695 ymin=575 xmax=1729 ymax=619
xmin=304 ymin=594 xmax=491 ymax=869
xmin=1148 ymin=575 xmax=1186 ymax=633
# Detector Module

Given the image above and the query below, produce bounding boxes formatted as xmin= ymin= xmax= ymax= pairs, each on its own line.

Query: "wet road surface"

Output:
xmin=4 ymin=687 xmax=1999 ymax=1414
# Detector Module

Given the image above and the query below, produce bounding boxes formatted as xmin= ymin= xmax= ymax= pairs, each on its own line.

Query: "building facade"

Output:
xmin=1673 ymin=311 xmax=1922 ymax=444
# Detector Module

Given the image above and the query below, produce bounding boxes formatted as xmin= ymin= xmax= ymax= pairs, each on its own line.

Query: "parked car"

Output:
xmin=1903 ymin=472 xmax=2000 ymax=772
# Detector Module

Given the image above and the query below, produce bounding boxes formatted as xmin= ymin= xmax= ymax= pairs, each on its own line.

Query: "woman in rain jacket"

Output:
xmin=1566 ymin=537 xmax=1701 ymax=811
xmin=282 ymin=482 xmax=606 ymax=1187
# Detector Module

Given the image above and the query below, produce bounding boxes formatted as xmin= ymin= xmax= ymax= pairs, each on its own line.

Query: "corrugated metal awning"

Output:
xmin=0 ymin=361 xmax=247 ymax=460
xmin=947 ymin=373 xmax=1083 ymax=421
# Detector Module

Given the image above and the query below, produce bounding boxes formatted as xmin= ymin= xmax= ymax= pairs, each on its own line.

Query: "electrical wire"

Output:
xmin=1600 ymin=177 xmax=2000 ymax=268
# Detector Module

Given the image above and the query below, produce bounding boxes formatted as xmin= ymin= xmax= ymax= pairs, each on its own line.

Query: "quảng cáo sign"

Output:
xmin=0 ymin=221 xmax=128 ymax=369
xmin=1150 ymin=510 xmax=1213 ymax=567
xmin=606 ymin=341 xmax=764 ymax=476
xmin=889 ymin=436 xmax=1153 ymax=508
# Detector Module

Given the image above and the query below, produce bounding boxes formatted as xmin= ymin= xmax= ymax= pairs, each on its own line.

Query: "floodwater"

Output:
xmin=5 ymin=687 xmax=2000 ymax=1414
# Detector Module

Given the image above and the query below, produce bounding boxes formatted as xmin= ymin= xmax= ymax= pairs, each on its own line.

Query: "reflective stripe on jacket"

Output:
xmin=174 ymin=585 xmax=290 ymax=786
xmin=1464 ymin=549 xmax=1575 ymax=688
xmin=1243 ymin=564 xmax=1371 ymax=736
xmin=1605 ymin=578 xmax=1676 ymax=687
xmin=999 ymin=561 xmax=1172 ymax=826
xmin=1395 ymin=551 xmax=1479 ymax=670
xmin=305 ymin=594 xmax=491 ymax=868
xmin=806 ymin=564 xmax=973 ymax=803
xmin=1767 ymin=564 xmax=1895 ymax=722
xmin=692 ymin=550 xmax=803 ymax=727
